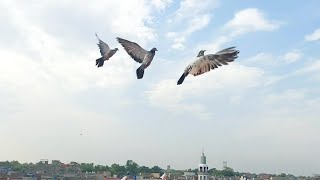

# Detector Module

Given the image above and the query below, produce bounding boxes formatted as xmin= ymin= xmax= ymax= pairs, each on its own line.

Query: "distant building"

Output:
xmin=184 ymin=172 xmax=196 ymax=180
xmin=223 ymin=162 xmax=227 ymax=170
xmin=51 ymin=160 xmax=62 ymax=165
xmin=167 ymin=166 xmax=171 ymax=171
xmin=96 ymin=171 xmax=112 ymax=180
xmin=184 ymin=172 xmax=196 ymax=176
xmin=40 ymin=159 xmax=49 ymax=165
xmin=258 ymin=174 xmax=271 ymax=180
xmin=140 ymin=173 xmax=161 ymax=179
xmin=314 ymin=174 xmax=320 ymax=180
xmin=198 ymin=151 xmax=209 ymax=180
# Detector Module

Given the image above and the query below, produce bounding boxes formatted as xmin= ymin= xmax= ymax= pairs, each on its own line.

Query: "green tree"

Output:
xmin=125 ymin=160 xmax=139 ymax=175
xmin=221 ymin=167 xmax=235 ymax=177
xmin=209 ymin=168 xmax=223 ymax=176
xmin=105 ymin=165 xmax=110 ymax=171
xmin=150 ymin=166 xmax=163 ymax=174
xmin=80 ymin=163 xmax=94 ymax=172
xmin=95 ymin=165 xmax=107 ymax=172
xmin=138 ymin=166 xmax=150 ymax=173
xmin=110 ymin=163 xmax=125 ymax=175
xmin=193 ymin=168 xmax=198 ymax=174
xmin=279 ymin=173 xmax=286 ymax=177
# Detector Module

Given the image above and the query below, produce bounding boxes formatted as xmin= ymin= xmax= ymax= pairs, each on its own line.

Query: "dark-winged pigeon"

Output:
xmin=95 ymin=33 xmax=119 ymax=68
xmin=116 ymin=37 xmax=157 ymax=79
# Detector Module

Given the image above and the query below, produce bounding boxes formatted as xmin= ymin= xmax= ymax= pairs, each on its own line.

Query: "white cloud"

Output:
xmin=305 ymin=28 xmax=320 ymax=41
xmin=265 ymin=89 xmax=305 ymax=104
xmin=0 ymin=0 xmax=169 ymax=92
xmin=244 ymin=50 xmax=302 ymax=67
xmin=194 ymin=8 xmax=281 ymax=56
xmin=151 ymin=0 xmax=172 ymax=11
xmin=185 ymin=14 xmax=211 ymax=34
xmin=224 ymin=8 xmax=280 ymax=37
xmin=145 ymin=63 xmax=264 ymax=120
xmin=168 ymin=12 xmax=211 ymax=50
xmin=174 ymin=0 xmax=218 ymax=20
xmin=170 ymin=36 xmax=186 ymax=50
xmin=0 ymin=0 xmax=164 ymax=163
xmin=195 ymin=36 xmax=230 ymax=54
xmin=282 ymin=50 xmax=302 ymax=63
xmin=265 ymin=60 xmax=320 ymax=85
xmin=2 ymin=0 xmax=159 ymax=47
xmin=245 ymin=53 xmax=276 ymax=66
xmin=171 ymin=42 xmax=185 ymax=50
xmin=295 ymin=60 xmax=320 ymax=75
xmin=166 ymin=32 xmax=177 ymax=38
xmin=146 ymin=81 xmax=212 ymax=120
xmin=168 ymin=14 xmax=211 ymax=50
xmin=166 ymin=0 xmax=217 ymax=50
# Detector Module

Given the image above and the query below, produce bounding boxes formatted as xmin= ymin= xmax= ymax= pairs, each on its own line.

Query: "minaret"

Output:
xmin=198 ymin=150 xmax=209 ymax=180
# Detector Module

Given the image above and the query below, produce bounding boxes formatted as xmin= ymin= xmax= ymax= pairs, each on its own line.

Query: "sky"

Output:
xmin=0 ymin=0 xmax=320 ymax=176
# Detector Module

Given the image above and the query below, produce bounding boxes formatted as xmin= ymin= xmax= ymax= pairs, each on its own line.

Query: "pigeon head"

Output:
xmin=197 ymin=50 xmax=206 ymax=57
xmin=150 ymin=47 xmax=158 ymax=53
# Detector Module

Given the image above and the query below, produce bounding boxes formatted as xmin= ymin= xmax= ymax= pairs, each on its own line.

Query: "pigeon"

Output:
xmin=177 ymin=47 xmax=239 ymax=85
xmin=95 ymin=33 xmax=119 ymax=68
xmin=116 ymin=37 xmax=157 ymax=79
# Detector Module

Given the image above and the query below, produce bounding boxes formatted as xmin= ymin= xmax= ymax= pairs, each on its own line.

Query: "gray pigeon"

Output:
xmin=95 ymin=33 xmax=119 ymax=68
xmin=116 ymin=37 xmax=157 ymax=79
xmin=177 ymin=47 xmax=239 ymax=85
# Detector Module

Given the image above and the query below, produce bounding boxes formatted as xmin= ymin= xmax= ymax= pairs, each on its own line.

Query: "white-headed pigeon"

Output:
xmin=177 ymin=47 xmax=239 ymax=85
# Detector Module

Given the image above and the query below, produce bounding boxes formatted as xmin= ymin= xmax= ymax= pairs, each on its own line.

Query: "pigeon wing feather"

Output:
xmin=190 ymin=47 xmax=239 ymax=76
xmin=95 ymin=33 xmax=110 ymax=56
xmin=116 ymin=37 xmax=148 ymax=63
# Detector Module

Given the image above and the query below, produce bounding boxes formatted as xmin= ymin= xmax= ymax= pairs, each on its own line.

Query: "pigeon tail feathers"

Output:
xmin=136 ymin=65 xmax=144 ymax=79
xmin=96 ymin=57 xmax=104 ymax=68
xmin=177 ymin=73 xmax=187 ymax=85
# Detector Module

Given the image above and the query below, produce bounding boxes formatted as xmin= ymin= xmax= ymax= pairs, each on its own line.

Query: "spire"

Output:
xmin=200 ymin=149 xmax=206 ymax=164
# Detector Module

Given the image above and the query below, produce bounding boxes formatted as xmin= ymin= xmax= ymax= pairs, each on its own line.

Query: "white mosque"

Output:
xmin=161 ymin=151 xmax=210 ymax=180
xmin=197 ymin=150 xmax=209 ymax=180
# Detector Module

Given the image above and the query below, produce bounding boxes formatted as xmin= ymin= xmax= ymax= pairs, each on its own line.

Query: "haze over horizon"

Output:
xmin=0 ymin=0 xmax=319 ymax=177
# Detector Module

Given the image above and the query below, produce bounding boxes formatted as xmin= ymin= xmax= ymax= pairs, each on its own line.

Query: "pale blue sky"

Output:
xmin=0 ymin=0 xmax=319 ymax=176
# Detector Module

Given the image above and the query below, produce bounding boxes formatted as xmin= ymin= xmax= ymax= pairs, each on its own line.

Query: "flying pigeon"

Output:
xmin=116 ymin=37 xmax=157 ymax=79
xmin=177 ymin=47 xmax=239 ymax=85
xmin=95 ymin=33 xmax=119 ymax=68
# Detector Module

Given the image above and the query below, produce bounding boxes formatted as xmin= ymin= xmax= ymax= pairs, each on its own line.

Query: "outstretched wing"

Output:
xmin=95 ymin=33 xmax=110 ymax=56
xmin=190 ymin=47 xmax=239 ymax=76
xmin=116 ymin=37 xmax=148 ymax=63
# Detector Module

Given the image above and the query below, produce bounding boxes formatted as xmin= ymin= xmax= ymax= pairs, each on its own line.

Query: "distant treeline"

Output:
xmin=0 ymin=160 xmax=163 ymax=175
xmin=0 ymin=160 xmax=295 ymax=178
xmin=77 ymin=160 xmax=164 ymax=175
